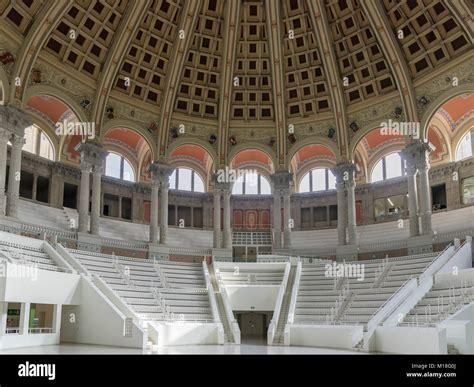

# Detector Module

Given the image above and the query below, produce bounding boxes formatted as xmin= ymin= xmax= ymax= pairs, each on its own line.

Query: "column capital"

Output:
xmin=0 ymin=128 xmax=11 ymax=142
xmin=401 ymin=140 xmax=432 ymax=171
xmin=0 ymin=105 xmax=31 ymax=137
xmin=270 ymin=170 xmax=293 ymax=191
xmin=10 ymin=133 xmax=26 ymax=147
xmin=80 ymin=161 xmax=93 ymax=173
xmin=149 ymin=160 xmax=174 ymax=183
xmin=332 ymin=162 xmax=356 ymax=185
xmin=92 ymin=164 xmax=104 ymax=176
xmin=75 ymin=141 xmax=108 ymax=167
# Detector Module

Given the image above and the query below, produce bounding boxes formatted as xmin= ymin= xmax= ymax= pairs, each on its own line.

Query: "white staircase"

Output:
xmin=208 ymin=264 xmax=234 ymax=343
xmin=273 ymin=265 xmax=297 ymax=345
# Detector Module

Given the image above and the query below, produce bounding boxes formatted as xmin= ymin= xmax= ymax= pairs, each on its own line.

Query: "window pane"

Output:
xmin=299 ymin=173 xmax=310 ymax=193
xmin=106 ymin=153 xmax=121 ymax=179
xmin=193 ymin=172 xmax=205 ymax=192
xmin=374 ymin=198 xmax=385 ymax=218
xmin=456 ymin=131 xmax=472 ymax=161
xmin=385 ymin=153 xmax=402 ymax=179
xmin=312 ymin=169 xmax=326 ymax=191
xmin=245 ymin=172 xmax=258 ymax=195
xmin=260 ymin=176 xmax=271 ymax=194
xmin=177 ymin=168 xmax=192 ymax=191
xmin=169 ymin=170 xmax=177 ymax=189
xmin=23 ymin=125 xmax=37 ymax=154
xmin=462 ymin=177 xmax=474 ymax=204
xmin=39 ymin=132 xmax=54 ymax=160
xmin=123 ymin=159 xmax=135 ymax=182
xmin=371 ymin=159 xmax=384 ymax=182
xmin=327 ymin=170 xmax=336 ymax=190
xmin=232 ymin=175 xmax=244 ymax=194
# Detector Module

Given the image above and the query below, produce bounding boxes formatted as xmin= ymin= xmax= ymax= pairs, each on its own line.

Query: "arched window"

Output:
xmin=23 ymin=125 xmax=54 ymax=160
xmin=371 ymin=152 xmax=405 ymax=183
xmin=105 ymin=152 xmax=135 ymax=182
xmin=232 ymin=172 xmax=271 ymax=195
xmin=298 ymin=168 xmax=336 ymax=193
xmin=456 ymin=131 xmax=472 ymax=161
xmin=169 ymin=168 xmax=205 ymax=193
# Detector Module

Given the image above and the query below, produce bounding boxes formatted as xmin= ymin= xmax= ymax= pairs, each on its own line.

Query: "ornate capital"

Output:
xmin=0 ymin=105 xmax=32 ymax=137
xmin=401 ymin=140 xmax=432 ymax=171
xmin=332 ymin=162 xmax=356 ymax=185
xmin=76 ymin=141 xmax=108 ymax=167
xmin=270 ymin=171 xmax=293 ymax=191
xmin=10 ymin=133 xmax=26 ymax=148
xmin=149 ymin=160 xmax=174 ymax=183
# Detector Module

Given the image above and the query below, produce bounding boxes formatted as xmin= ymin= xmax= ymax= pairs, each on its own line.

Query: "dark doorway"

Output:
xmin=432 ymin=184 xmax=447 ymax=211
xmin=19 ymin=171 xmax=34 ymax=199
xmin=63 ymin=183 xmax=78 ymax=209
xmin=36 ymin=176 xmax=50 ymax=203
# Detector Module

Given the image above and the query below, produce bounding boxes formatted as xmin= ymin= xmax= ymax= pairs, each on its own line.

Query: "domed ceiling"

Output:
xmin=0 ymin=0 xmax=472 ymax=170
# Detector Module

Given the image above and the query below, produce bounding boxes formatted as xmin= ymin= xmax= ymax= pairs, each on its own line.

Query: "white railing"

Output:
xmin=286 ymin=261 xmax=302 ymax=326
xmin=5 ymin=327 xmax=20 ymax=334
xmin=267 ymin=262 xmax=291 ymax=345
xmin=215 ymin=267 xmax=241 ymax=344
xmin=101 ymin=237 xmax=148 ymax=251
xmin=169 ymin=247 xmax=212 ymax=256
xmin=419 ymin=243 xmax=455 ymax=280
xmin=28 ymin=327 xmax=54 ymax=334
xmin=202 ymin=262 xmax=221 ymax=325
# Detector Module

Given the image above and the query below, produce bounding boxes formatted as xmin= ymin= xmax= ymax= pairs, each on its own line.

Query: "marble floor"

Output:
xmin=0 ymin=337 xmax=364 ymax=355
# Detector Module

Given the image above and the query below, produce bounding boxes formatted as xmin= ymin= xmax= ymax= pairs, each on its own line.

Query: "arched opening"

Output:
xmin=232 ymin=172 xmax=271 ymax=195
xmin=289 ymin=144 xmax=337 ymax=192
xmin=371 ymin=152 xmax=405 ymax=183
xmin=299 ymin=168 xmax=336 ymax=193
xmin=169 ymin=144 xmax=214 ymax=191
xmin=426 ymin=93 xmax=474 ymax=164
xmin=169 ymin=167 xmax=205 ymax=193
xmin=353 ymin=127 xmax=405 ymax=184
xmin=25 ymin=94 xmax=82 ymax=164
xmin=105 ymin=152 xmax=135 ymax=182
xmin=23 ymin=124 xmax=55 ymax=161
xmin=103 ymin=127 xmax=153 ymax=183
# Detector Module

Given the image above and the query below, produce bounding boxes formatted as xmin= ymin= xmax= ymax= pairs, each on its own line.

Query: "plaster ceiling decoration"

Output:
xmin=0 ymin=0 xmax=471 ymax=172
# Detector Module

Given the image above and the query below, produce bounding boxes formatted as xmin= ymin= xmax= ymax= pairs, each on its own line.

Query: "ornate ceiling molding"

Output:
xmin=306 ymin=0 xmax=349 ymax=159
xmin=360 ymin=0 xmax=418 ymax=124
xmin=91 ymin=0 xmax=151 ymax=137
xmin=217 ymin=0 xmax=240 ymax=167
xmin=157 ymin=0 xmax=203 ymax=159
xmin=265 ymin=0 xmax=287 ymax=168
xmin=10 ymin=0 xmax=70 ymax=105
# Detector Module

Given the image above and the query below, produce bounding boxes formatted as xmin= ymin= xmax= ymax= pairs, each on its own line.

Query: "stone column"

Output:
xmin=273 ymin=192 xmax=281 ymax=249
xmin=1 ymin=106 xmax=31 ymax=217
xmin=346 ymin=179 xmax=357 ymax=245
xmin=0 ymin=128 xmax=10 ymax=216
xmin=418 ymin=156 xmax=432 ymax=236
xmin=406 ymin=164 xmax=420 ymax=237
xmin=6 ymin=134 xmax=25 ymax=217
xmin=149 ymin=161 xmax=173 ymax=245
xmin=90 ymin=165 xmax=103 ymax=235
xmin=76 ymin=142 xmax=107 ymax=234
xmin=149 ymin=176 xmax=159 ymax=243
xmin=213 ymin=189 xmax=221 ymax=248
xmin=402 ymin=141 xmax=432 ymax=237
xmin=78 ymin=161 xmax=91 ymax=233
xmin=159 ymin=181 xmax=169 ymax=244
xmin=271 ymin=171 xmax=293 ymax=250
xmin=222 ymin=187 xmax=232 ymax=248
xmin=282 ymin=188 xmax=292 ymax=248
xmin=335 ymin=181 xmax=347 ymax=245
